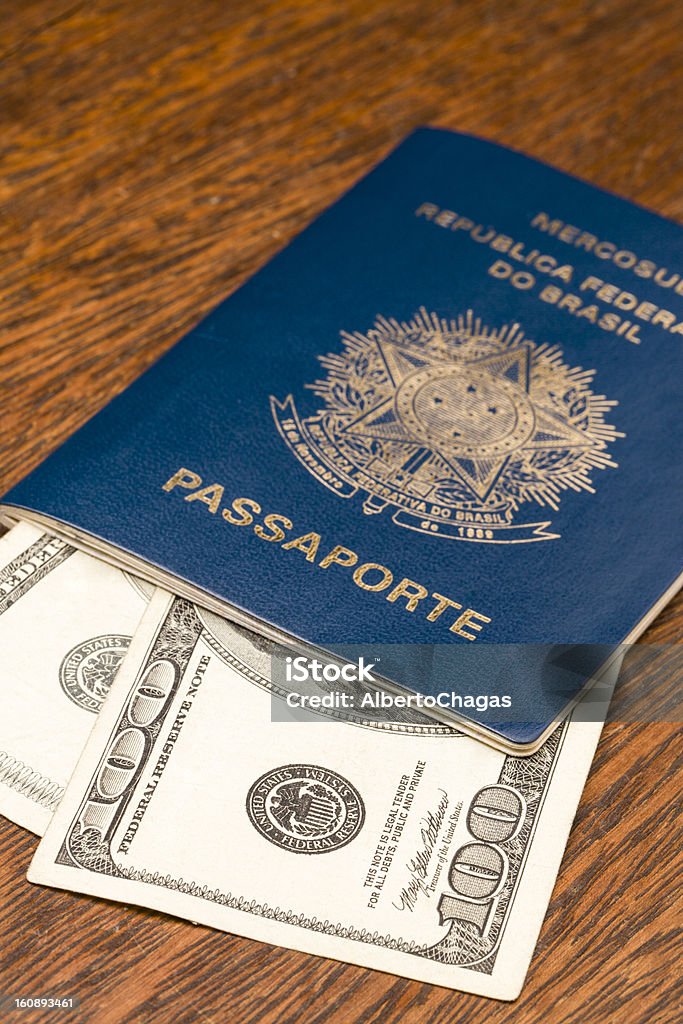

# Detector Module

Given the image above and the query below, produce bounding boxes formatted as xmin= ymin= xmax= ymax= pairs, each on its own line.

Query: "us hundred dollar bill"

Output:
xmin=0 ymin=522 xmax=150 ymax=834
xmin=29 ymin=589 xmax=614 ymax=998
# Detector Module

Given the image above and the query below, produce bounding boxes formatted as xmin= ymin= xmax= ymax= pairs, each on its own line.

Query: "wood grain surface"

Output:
xmin=0 ymin=2 xmax=681 ymax=1022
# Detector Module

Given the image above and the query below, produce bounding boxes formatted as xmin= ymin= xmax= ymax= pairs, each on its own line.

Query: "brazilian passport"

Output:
xmin=3 ymin=128 xmax=682 ymax=751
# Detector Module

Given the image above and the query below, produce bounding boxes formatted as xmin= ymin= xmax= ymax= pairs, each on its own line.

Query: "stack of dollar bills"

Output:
xmin=0 ymin=520 xmax=615 ymax=1000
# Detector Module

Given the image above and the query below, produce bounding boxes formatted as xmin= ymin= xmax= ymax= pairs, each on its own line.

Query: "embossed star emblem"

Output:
xmin=341 ymin=337 xmax=592 ymax=501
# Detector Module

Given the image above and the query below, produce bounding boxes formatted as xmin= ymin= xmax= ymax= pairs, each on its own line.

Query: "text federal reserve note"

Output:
xmin=0 ymin=523 xmax=150 ymax=834
xmin=30 ymin=590 xmax=613 ymax=999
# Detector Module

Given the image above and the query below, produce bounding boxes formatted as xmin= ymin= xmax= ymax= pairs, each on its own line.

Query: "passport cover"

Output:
xmin=3 ymin=128 xmax=682 ymax=749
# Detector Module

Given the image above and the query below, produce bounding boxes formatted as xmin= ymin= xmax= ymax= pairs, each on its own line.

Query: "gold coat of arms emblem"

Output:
xmin=272 ymin=309 xmax=622 ymax=543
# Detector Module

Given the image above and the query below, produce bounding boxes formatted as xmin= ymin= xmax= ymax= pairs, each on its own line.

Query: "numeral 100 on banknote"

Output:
xmin=438 ymin=785 xmax=526 ymax=934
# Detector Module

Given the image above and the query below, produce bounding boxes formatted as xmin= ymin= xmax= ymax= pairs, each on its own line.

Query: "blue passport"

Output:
xmin=3 ymin=128 xmax=682 ymax=751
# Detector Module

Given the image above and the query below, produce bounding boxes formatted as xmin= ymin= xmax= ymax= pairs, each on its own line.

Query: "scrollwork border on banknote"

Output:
xmin=0 ymin=752 xmax=64 ymax=810
xmin=55 ymin=597 xmax=568 ymax=976
xmin=0 ymin=533 xmax=76 ymax=808
xmin=0 ymin=534 xmax=74 ymax=616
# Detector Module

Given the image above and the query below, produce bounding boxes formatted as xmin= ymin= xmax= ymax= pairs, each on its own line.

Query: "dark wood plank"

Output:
xmin=0 ymin=1 xmax=681 ymax=1021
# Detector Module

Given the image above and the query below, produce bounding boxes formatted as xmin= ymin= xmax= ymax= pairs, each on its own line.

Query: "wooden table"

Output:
xmin=1 ymin=2 xmax=681 ymax=1021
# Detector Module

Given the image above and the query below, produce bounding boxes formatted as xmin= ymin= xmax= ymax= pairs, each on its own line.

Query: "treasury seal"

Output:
xmin=59 ymin=634 xmax=131 ymax=713
xmin=246 ymin=764 xmax=365 ymax=854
